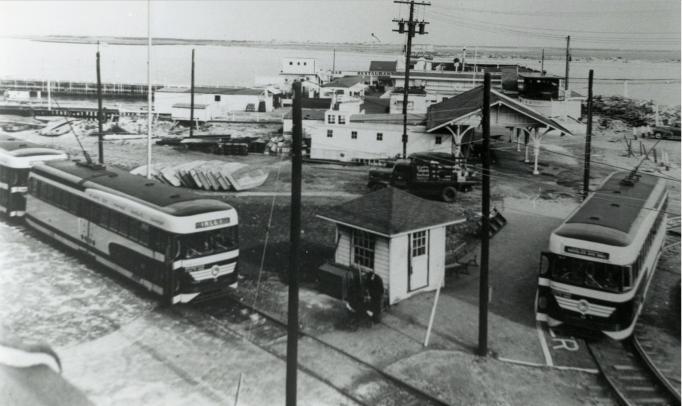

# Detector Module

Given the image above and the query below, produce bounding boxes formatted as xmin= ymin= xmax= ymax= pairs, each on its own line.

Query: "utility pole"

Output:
xmin=393 ymin=0 xmax=430 ymax=158
xmin=540 ymin=48 xmax=545 ymax=75
xmin=478 ymin=72 xmax=491 ymax=357
xmin=190 ymin=48 xmax=195 ymax=137
xmin=286 ymin=81 xmax=303 ymax=406
xmin=146 ymin=0 xmax=152 ymax=180
xmin=582 ymin=69 xmax=594 ymax=200
xmin=96 ymin=45 xmax=104 ymax=164
xmin=564 ymin=36 xmax=570 ymax=91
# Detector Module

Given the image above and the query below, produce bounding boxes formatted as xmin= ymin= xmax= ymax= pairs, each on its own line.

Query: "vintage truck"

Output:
xmin=367 ymin=152 xmax=479 ymax=202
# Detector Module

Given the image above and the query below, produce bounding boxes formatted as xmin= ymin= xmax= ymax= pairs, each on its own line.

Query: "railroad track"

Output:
xmin=175 ymin=289 xmax=448 ymax=406
xmin=587 ymin=335 xmax=681 ymax=406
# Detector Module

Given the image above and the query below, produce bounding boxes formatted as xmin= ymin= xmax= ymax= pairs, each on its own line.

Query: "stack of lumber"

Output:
xmin=130 ymin=160 xmax=268 ymax=191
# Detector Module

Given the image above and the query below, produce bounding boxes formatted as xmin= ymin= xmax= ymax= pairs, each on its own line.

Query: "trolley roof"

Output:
xmin=0 ymin=136 xmax=65 ymax=157
xmin=34 ymin=160 xmax=234 ymax=217
xmin=555 ymin=171 xmax=663 ymax=246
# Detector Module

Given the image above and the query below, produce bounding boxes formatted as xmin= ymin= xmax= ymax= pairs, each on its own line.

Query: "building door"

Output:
xmin=408 ymin=230 xmax=429 ymax=291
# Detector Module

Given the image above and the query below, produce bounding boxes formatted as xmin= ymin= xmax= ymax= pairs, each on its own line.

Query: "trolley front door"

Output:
xmin=408 ymin=230 xmax=429 ymax=291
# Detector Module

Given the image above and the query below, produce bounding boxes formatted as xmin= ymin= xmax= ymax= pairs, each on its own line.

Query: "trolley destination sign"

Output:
xmin=195 ymin=217 xmax=231 ymax=229
xmin=564 ymin=246 xmax=610 ymax=260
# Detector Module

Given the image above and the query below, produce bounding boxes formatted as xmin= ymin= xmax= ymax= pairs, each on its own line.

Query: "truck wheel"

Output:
xmin=441 ymin=186 xmax=457 ymax=202
xmin=655 ymin=132 xmax=662 ymax=139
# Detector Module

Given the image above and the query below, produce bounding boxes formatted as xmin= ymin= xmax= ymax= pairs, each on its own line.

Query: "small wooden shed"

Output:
xmin=317 ymin=187 xmax=467 ymax=305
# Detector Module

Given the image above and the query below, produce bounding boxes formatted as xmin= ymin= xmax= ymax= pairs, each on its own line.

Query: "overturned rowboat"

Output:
xmin=131 ymin=160 xmax=268 ymax=191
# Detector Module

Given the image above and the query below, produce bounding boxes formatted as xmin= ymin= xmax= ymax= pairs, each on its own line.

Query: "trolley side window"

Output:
xmin=552 ymin=255 xmax=625 ymax=293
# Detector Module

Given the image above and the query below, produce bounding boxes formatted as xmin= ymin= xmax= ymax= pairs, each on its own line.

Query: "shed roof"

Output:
xmin=322 ymin=76 xmax=365 ymax=88
xmin=369 ymin=61 xmax=398 ymax=72
xmin=317 ymin=187 xmax=467 ymax=237
xmin=157 ymin=86 xmax=264 ymax=96
xmin=426 ymin=86 xmax=572 ymax=134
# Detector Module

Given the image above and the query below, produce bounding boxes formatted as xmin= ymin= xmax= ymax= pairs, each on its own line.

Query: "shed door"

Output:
xmin=408 ymin=230 xmax=429 ymax=291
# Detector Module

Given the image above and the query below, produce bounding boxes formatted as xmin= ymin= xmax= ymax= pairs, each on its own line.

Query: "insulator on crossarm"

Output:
xmin=418 ymin=22 xmax=426 ymax=35
xmin=398 ymin=21 xmax=405 ymax=34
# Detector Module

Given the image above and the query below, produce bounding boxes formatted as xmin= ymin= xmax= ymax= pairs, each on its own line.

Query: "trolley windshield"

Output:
xmin=551 ymin=255 xmax=625 ymax=293
xmin=178 ymin=226 xmax=238 ymax=259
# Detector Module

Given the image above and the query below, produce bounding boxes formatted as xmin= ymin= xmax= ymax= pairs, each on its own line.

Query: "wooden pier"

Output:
xmin=0 ymin=79 xmax=163 ymax=99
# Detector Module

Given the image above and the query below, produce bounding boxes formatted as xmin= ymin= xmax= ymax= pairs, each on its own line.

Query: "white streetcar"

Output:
xmin=536 ymin=171 xmax=668 ymax=339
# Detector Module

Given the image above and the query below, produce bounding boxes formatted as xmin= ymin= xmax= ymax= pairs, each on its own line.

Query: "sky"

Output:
xmin=1 ymin=0 xmax=680 ymax=50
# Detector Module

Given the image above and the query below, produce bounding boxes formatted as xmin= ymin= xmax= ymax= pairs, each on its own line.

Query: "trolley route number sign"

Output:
xmin=564 ymin=246 xmax=609 ymax=260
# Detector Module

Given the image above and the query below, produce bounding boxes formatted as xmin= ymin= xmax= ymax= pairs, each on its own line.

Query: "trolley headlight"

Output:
xmin=538 ymin=296 xmax=548 ymax=310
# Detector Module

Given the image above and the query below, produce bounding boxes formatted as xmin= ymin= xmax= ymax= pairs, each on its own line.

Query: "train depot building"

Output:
xmin=317 ymin=187 xmax=466 ymax=305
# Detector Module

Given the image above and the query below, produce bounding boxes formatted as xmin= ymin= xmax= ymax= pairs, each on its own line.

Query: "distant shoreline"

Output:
xmin=8 ymin=35 xmax=681 ymax=62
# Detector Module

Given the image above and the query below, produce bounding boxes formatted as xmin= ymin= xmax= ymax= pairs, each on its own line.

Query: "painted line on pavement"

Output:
xmin=536 ymin=321 xmax=554 ymax=367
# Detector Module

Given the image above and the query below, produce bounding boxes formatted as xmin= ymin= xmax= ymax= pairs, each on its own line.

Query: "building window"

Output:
xmin=412 ymin=230 xmax=427 ymax=257
xmin=338 ymin=115 xmax=346 ymax=124
xmin=327 ymin=114 xmax=335 ymax=124
xmin=351 ymin=131 xmax=357 ymax=139
xmin=297 ymin=62 xmax=300 ymax=65
xmin=435 ymin=136 xmax=442 ymax=145
xmin=353 ymin=230 xmax=375 ymax=269
xmin=214 ymin=95 xmax=221 ymax=102
xmin=376 ymin=132 xmax=383 ymax=141
xmin=303 ymin=62 xmax=307 ymax=66
xmin=289 ymin=61 xmax=293 ymax=65
xmin=327 ymin=129 xmax=333 ymax=138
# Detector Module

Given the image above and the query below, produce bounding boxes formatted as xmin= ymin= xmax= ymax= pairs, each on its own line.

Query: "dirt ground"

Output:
xmin=1 ymin=116 xmax=679 ymax=405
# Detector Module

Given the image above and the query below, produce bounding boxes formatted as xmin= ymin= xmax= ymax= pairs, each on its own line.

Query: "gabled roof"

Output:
xmin=349 ymin=113 xmax=425 ymax=125
xmin=301 ymin=98 xmax=332 ymax=109
xmin=282 ymin=108 xmax=327 ymax=120
xmin=317 ymin=187 xmax=467 ymax=237
xmin=322 ymin=76 xmax=365 ymax=88
xmin=369 ymin=61 xmax=398 ymax=72
xmin=360 ymin=97 xmax=390 ymax=114
xmin=157 ymin=86 xmax=264 ymax=96
xmin=172 ymin=103 xmax=207 ymax=109
xmin=426 ymin=86 xmax=572 ymax=135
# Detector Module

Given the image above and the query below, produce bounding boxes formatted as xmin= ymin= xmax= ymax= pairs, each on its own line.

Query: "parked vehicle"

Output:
xmin=367 ymin=152 xmax=478 ymax=202
xmin=651 ymin=123 xmax=681 ymax=141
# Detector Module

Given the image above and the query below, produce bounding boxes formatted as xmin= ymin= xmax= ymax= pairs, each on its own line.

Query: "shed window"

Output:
xmin=435 ymin=136 xmax=442 ymax=145
xmin=214 ymin=95 xmax=221 ymax=102
xmin=376 ymin=133 xmax=383 ymax=141
xmin=338 ymin=115 xmax=346 ymax=124
xmin=327 ymin=129 xmax=333 ymax=138
xmin=353 ymin=230 xmax=375 ymax=269
xmin=351 ymin=131 xmax=357 ymax=139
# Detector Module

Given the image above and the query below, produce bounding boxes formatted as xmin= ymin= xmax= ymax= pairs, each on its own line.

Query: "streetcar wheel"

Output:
xmin=441 ymin=186 xmax=457 ymax=202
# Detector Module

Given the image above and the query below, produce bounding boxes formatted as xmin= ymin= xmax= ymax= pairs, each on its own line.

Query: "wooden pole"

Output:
xmin=478 ymin=71 xmax=491 ymax=357
xmin=424 ymin=276 xmax=443 ymax=347
xmin=286 ymin=81 xmax=303 ymax=406
xmin=540 ymin=48 xmax=544 ymax=75
xmin=96 ymin=47 xmax=104 ymax=164
xmin=582 ymin=69 xmax=593 ymax=199
xmin=564 ymin=36 xmax=570 ymax=91
xmin=146 ymin=0 xmax=152 ymax=180
xmin=401 ymin=0 xmax=415 ymax=159
xmin=190 ymin=48 xmax=195 ymax=137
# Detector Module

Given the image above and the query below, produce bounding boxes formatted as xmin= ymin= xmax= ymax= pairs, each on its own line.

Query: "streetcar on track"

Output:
xmin=0 ymin=135 xmax=68 ymax=218
xmin=536 ymin=171 xmax=668 ymax=340
xmin=25 ymin=159 xmax=239 ymax=304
